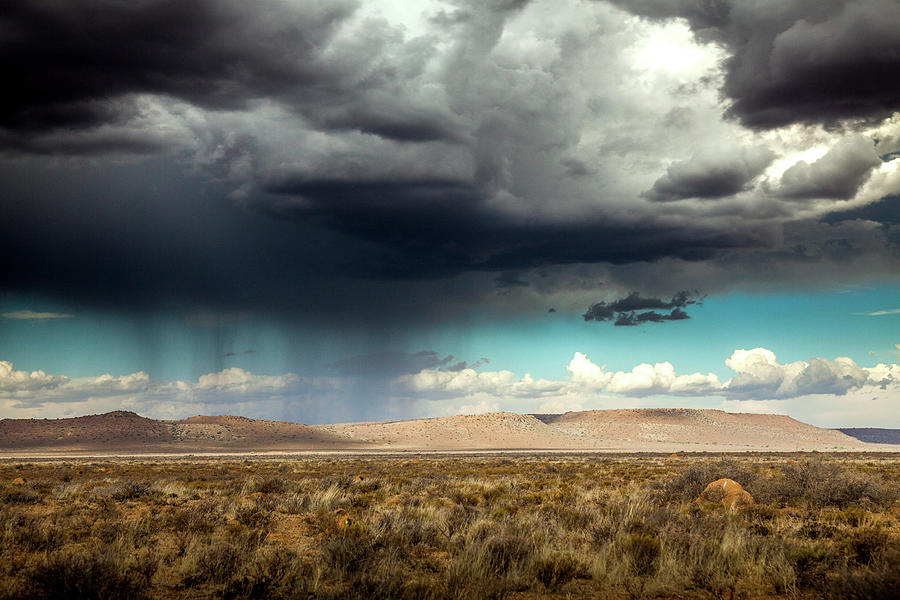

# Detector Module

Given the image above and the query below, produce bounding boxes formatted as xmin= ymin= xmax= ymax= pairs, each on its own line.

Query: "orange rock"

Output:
xmin=11 ymin=477 xmax=26 ymax=485
xmin=697 ymin=478 xmax=754 ymax=510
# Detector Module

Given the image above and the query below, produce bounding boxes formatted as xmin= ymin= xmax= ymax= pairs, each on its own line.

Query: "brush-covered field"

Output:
xmin=0 ymin=453 xmax=897 ymax=599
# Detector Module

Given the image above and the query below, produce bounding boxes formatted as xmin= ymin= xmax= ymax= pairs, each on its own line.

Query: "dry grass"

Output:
xmin=0 ymin=453 xmax=897 ymax=599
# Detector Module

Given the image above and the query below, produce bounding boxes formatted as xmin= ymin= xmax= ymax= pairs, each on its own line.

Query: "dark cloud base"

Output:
xmin=583 ymin=291 xmax=701 ymax=326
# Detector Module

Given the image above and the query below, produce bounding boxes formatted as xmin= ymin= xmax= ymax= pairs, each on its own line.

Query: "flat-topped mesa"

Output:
xmin=179 ymin=415 xmax=257 ymax=425
xmin=103 ymin=410 xmax=145 ymax=418
xmin=0 ymin=408 xmax=883 ymax=453
xmin=542 ymin=408 xmax=797 ymax=423
xmin=530 ymin=408 xmax=863 ymax=449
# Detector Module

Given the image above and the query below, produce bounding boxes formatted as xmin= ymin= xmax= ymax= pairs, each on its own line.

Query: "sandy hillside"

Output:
xmin=0 ymin=411 xmax=361 ymax=453
xmin=317 ymin=412 xmax=577 ymax=450
xmin=1 ymin=408 xmax=892 ymax=455
xmin=536 ymin=409 xmax=865 ymax=450
xmin=320 ymin=409 xmax=872 ymax=452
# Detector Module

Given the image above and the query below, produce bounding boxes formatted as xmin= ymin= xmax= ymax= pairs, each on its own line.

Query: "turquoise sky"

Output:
xmin=3 ymin=285 xmax=898 ymax=383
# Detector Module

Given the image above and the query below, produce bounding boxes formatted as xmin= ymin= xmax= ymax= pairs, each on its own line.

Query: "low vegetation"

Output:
xmin=0 ymin=453 xmax=897 ymax=599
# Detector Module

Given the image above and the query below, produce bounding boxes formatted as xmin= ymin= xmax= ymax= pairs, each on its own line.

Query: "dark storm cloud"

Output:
xmin=0 ymin=154 xmax=775 ymax=327
xmin=612 ymin=0 xmax=900 ymax=129
xmin=256 ymin=170 xmax=775 ymax=280
xmin=2 ymin=0 xmax=899 ymax=327
xmin=583 ymin=291 xmax=700 ymax=326
xmin=1 ymin=1 xmax=345 ymax=125
xmin=613 ymin=307 xmax=691 ymax=326
xmin=0 ymin=0 xmax=466 ymax=154
xmin=777 ymin=135 xmax=881 ymax=200
xmin=643 ymin=146 xmax=774 ymax=202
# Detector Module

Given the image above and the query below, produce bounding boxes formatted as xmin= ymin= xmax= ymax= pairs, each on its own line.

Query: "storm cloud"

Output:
xmin=613 ymin=0 xmax=900 ymax=129
xmin=583 ymin=291 xmax=700 ymax=326
xmin=643 ymin=146 xmax=775 ymax=202
xmin=777 ymin=135 xmax=882 ymax=200
xmin=1 ymin=0 xmax=899 ymax=325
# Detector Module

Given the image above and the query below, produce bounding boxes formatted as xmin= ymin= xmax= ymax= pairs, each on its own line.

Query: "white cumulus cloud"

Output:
xmin=725 ymin=348 xmax=871 ymax=398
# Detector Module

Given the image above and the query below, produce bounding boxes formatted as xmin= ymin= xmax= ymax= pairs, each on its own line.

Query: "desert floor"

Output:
xmin=1 ymin=452 xmax=898 ymax=599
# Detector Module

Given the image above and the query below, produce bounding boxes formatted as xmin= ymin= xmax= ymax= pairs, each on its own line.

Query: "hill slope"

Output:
xmin=537 ymin=409 xmax=862 ymax=450
xmin=318 ymin=412 xmax=576 ymax=450
xmin=0 ymin=411 xmax=360 ymax=453
xmin=0 ymin=408 xmax=881 ymax=454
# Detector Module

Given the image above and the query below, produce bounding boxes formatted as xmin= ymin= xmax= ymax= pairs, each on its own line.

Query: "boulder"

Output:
xmin=697 ymin=478 xmax=754 ymax=510
xmin=11 ymin=477 xmax=26 ymax=486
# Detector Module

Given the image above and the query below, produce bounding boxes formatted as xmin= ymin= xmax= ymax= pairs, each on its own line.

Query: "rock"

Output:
xmin=11 ymin=477 xmax=26 ymax=485
xmin=697 ymin=478 xmax=754 ymax=510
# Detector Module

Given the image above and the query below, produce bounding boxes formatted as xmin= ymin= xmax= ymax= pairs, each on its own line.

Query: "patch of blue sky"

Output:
xmin=2 ymin=284 xmax=898 ymax=383
xmin=407 ymin=284 xmax=900 ymax=380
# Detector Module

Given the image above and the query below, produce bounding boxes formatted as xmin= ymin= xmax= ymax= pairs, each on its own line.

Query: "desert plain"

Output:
xmin=1 ymin=410 xmax=898 ymax=599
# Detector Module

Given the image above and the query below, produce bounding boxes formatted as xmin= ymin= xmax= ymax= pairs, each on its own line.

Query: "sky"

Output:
xmin=1 ymin=0 xmax=899 ymax=428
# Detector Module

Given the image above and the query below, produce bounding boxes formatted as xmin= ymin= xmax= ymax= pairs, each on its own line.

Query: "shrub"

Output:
xmin=829 ymin=547 xmax=900 ymax=600
xmin=111 ymin=481 xmax=150 ymax=502
xmin=0 ymin=487 xmax=41 ymax=505
xmin=251 ymin=477 xmax=288 ymax=495
xmin=17 ymin=550 xmax=157 ymax=600
xmin=181 ymin=542 xmax=248 ymax=587
xmin=842 ymin=529 xmax=891 ymax=567
xmin=768 ymin=459 xmax=898 ymax=508
xmin=478 ymin=532 xmax=534 ymax=577
xmin=235 ymin=505 xmax=272 ymax=529
xmin=1 ymin=512 xmax=63 ymax=552
xmin=319 ymin=526 xmax=378 ymax=577
xmin=166 ymin=501 xmax=224 ymax=534
xmin=623 ymin=533 xmax=661 ymax=578
xmin=222 ymin=548 xmax=310 ymax=600
xmin=534 ymin=552 xmax=579 ymax=591
xmin=786 ymin=544 xmax=834 ymax=590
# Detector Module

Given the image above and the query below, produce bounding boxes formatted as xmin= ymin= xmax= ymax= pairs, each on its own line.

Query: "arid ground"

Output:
xmin=1 ymin=453 xmax=897 ymax=599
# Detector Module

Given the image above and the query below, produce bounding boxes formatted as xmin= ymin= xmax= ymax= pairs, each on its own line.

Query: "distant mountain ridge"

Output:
xmin=837 ymin=428 xmax=900 ymax=445
xmin=0 ymin=408 xmax=886 ymax=454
